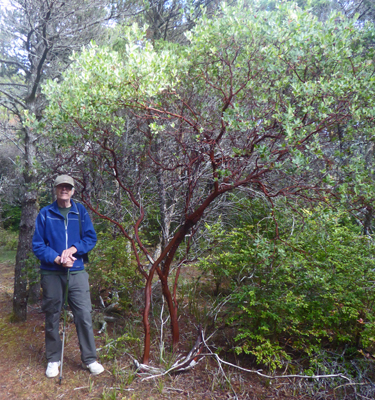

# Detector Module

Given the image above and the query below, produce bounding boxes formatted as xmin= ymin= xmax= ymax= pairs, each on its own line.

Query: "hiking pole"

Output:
xmin=59 ymin=268 xmax=70 ymax=385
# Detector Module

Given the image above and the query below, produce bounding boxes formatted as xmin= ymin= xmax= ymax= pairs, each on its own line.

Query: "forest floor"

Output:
xmin=0 ymin=259 xmax=316 ymax=400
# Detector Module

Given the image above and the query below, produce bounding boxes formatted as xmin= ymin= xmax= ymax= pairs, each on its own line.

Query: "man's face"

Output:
xmin=55 ymin=184 xmax=74 ymax=202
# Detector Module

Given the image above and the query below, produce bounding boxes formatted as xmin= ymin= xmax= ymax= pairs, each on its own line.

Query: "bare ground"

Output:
xmin=0 ymin=261 xmax=313 ymax=400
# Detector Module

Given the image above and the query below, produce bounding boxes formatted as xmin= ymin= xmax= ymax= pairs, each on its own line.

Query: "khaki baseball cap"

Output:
xmin=54 ymin=175 xmax=74 ymax=187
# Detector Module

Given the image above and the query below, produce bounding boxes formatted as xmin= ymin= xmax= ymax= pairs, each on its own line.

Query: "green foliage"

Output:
xmin=87 ymin=231 xmax=142 ymax=310
xmin=98 ymin=327 xmax=142 ymax=362
xmin=38 ymin=2 xmax=375 ymax=215
xmin=1 ymin=204 xmax=21 ymax=232
xmin=198 ymin=205 xmax=375 ymax=370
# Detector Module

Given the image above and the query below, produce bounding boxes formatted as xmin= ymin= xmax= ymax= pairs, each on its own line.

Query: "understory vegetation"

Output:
xmin=197 ymin=200 xmax=375 ymax=373
xmin=57 ymin=198 xmax=375 ymax=398
xmin=2 ymin=199 xmax=375 ymax=398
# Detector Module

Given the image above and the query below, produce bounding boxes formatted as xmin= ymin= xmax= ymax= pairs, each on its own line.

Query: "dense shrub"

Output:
xmin=198 ymin=206 xmax=375 ymax=370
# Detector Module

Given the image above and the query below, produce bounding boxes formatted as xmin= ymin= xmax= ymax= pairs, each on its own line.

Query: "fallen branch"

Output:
xmin=134 ymin=325 xmax=204 ymax=380
xmin=165 ymin=387 xmax=185 ymax=393
xmin=74 ymin=386 xmax=89 ymax=391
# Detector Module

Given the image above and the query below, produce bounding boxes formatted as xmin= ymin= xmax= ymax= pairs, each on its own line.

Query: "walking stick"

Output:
xmin=59 ymin=268 xmax=70 ymax=385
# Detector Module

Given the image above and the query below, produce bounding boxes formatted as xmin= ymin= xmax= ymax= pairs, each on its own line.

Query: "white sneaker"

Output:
xmin=84 ymin=361 xmax=104 ymax=375
xmin=46 ymin=361 xmax=60 ymax=378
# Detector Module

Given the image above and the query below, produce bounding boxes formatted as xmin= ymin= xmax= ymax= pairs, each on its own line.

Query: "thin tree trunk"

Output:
xmin=13 ymin=122 xmax=39 ymax=319
xmin=142 ymin=272 xmax=153 ymax=364
xmin=13 ymin=190 xmax=38 ymax=321
xmin=160 ymin=276 xmax=179 ymax=349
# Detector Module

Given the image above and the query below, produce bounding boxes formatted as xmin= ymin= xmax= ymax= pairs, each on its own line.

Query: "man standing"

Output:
xmin=32 ymin=175 xmax=104 ymax=378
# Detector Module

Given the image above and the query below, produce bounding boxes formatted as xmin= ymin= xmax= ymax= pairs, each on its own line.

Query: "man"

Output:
xmin=32 ymin=174 xmax=104 ymax=378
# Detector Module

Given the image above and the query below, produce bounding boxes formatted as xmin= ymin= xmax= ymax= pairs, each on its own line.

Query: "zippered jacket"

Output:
xmin=32 ymin=200 xmax=97 ymax=272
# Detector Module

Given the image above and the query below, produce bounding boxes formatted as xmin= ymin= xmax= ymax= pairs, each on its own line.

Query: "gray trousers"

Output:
xmin=41 ymin=271 xmax=97 ymax=365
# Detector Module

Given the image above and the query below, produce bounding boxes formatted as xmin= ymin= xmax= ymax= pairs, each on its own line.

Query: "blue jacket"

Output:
xmin=32 ymin=200 xmax=97 ymax=272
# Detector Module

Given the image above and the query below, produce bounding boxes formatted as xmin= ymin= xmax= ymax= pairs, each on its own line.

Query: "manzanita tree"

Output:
xmin=34 ymin=3 xmax=375 ymax=364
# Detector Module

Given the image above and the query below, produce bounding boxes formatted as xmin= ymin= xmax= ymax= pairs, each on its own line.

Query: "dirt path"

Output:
xmin=0 ymin=261 xmax=309 ymax=399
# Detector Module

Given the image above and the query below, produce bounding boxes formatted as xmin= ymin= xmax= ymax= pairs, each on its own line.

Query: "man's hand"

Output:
xmin=54 ymin=247 xmax=77 ymax=268
xmin=61 ymin=246 xmax=77 ymax=264
xmin=62 ymin=254 xmax=77 ymax=268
